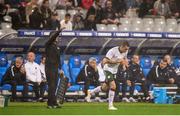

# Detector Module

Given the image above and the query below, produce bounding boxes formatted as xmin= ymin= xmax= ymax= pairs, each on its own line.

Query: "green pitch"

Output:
xmin=0 ymin=102 xmax=180 ymax=115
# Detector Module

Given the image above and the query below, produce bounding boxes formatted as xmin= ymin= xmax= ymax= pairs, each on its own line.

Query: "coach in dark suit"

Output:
xmin=45 ymin=30 xmax=62 ymax=108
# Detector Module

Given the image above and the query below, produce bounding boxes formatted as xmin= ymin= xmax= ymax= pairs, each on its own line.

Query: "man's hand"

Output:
xmin=59 ymin=70 xmax=64 ymax=78
xmin=20 ymin=65 xmax=26 ymax=74
xmin=169 ymin=78 xmax=175 ymax=84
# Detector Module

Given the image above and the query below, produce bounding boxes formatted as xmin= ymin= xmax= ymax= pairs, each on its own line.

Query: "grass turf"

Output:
xmin=0 ymin=102 xmax=180 ymax=115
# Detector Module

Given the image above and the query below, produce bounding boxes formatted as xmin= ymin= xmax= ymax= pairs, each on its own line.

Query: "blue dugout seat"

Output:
xmin=140 ymin=56 xmax=152 ymax=77
xmin=60 ymin=55 xmax=71 ymax=83
xmin=35 ymin=54 xmax=42 ymax=64
xmin=0 ymin=54 xmax=9 ymax=86
xmin=173 ymin=57 xmax=180 ymax=68
xmin=68 ymin=55 xmax=84 ymax=91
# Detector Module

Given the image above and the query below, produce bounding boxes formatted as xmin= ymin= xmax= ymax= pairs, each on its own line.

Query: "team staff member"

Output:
xmin=128 ymin=55 xmax=150 ymax=101
xmin=147 ymin=59 xmax=176 ymax=85
xmin=25 ymin=52 xmax=42 ymax=101
xmin=116 ymin=59 xmax=132 ymax=102
xmin=77 ymin=57 xmax=100 ymax=98
xmin=163 ymin=55 xmax=180 ymax=94
xmin=2 ymin=57 xmax=28 ymax=101
xmin=45 ymin=30 xmax=62 ymax=108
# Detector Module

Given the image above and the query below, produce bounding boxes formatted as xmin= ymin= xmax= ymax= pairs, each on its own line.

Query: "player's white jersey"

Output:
xmin=104 ymin=46 xmax=128 ymax=74
xmin=97 ymin=63 xmax=106 ymax=82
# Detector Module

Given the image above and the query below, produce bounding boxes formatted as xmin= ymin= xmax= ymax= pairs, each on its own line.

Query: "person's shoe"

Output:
xmin=95 ymin=97 xmax=103 ymax=102
xmin=52 ymin=105 xmax=57 ymax=108
xmin=85 ymin=90 xmax=91 ymax=102
xmin=129 ymin=97 xmax=137 ymax=102
xmin=108 ymin=105 xmax=118 ymax=110
xmin=122 ymin=97 xmax=130 ymax=102
xmin=54 ymin=103 xmax=62 ymax=108
xmin=38 ymin=97 xmax=44 ymax=102
xmin=47 ymin=106 xmax=53 ymax=109
xmin=10 ymin=98 xmax=16 ymax=102
xmin=145 ymin=96 xmax=151 ymax=102
xmin=85 ymin=96 xmax=91 ymax=102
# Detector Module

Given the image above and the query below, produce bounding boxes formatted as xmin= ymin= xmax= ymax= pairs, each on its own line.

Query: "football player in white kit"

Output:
xmin=85 ymin=41 xmax=130 ymax=110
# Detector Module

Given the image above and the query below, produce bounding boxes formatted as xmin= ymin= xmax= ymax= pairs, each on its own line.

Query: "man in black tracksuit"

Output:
xmin=163 ymin=54 xmax=180 ymax=94
xmin=77 ymin=57 xmax=100 ymax=97
xmin=116 ymin=59 xmax=132 ymax=102
xmin=128 ymin=55 xmax=149 ymax=99
xmin=147 ymin=59 xmax=177 ymax=85
xmin=45 ymin=30 xmax=62 ymax=108
xmin=2 ymin=57 xmax=28 ymax=101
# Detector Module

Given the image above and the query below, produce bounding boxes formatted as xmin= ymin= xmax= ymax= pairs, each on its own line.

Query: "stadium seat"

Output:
xmin=153 ymin=25 xmax=165 ymax=32
xmin=56 ymin=9 xmax=66 ymax=21
xmin=0 ymin=53 xmax=9 ymax=76
xmin=130 ymin=25 xmax=142 ymax=32
xmin=154 ymin=18 xmax=166 ymax=26
xmin=0 ymin=73 xmax=3 ymax=86
xmin=61 ymin=55 xmax=71 ymax=83
xmin=166 ymin=18 xmax=177 ymax=26
xmin=107 ymin=24 xmax=118 ymax=31
xmin=173 ymin=57 xmax=180 ymax=68
xmin=96 ymin=24 xmax=107 ymax=31
xmin=176 ymin=25 xmax=180 ymax=32
xmin=1 ymin=23 xmax=12 ymax=30
xmin=140 ymin=56 xmax=152 ymax=77
xmin=0 ymin=30 xmax=5 ymax=36
xmin=119 ymin=25 xmax=130 ymax=32
xmin=143 ymin=18 xmax=154 ymax=27
xmin=2 ymin=84 xmax=33 ymax=91
xmin=67 ymin=85 xmax=82 ymax=92
xmin=3 ymin=15 xmax=12 ymax=22
xmin=120 ymin=18 xmax=131 ymax=25
xmin=164 ymin=25 xmax=176 ymax=33
xmin=68 ymin=55 xmax=84 ymax=91
xmin=132 ymin=18 xmax=143 ymax=26
xmin=142 ymin=26 xmax=153 ymax=32
xmin=35 ymin=54 xmax=42 ymax=64
xmin=69 ymin=55 xmax=83 ymax=84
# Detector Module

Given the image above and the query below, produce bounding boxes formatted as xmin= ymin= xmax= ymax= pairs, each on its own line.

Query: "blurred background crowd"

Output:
xmin=0 ymin=0 xmax=180 ymax=31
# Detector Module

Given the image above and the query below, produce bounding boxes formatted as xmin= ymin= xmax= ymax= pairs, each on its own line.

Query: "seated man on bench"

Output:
xmin=147 ymin=59 xmax=180 ymax=93
xmin=2 ymin=57 xmax=28 ymax=101
xmin=128 ymin=55 xmax=150 ymax=101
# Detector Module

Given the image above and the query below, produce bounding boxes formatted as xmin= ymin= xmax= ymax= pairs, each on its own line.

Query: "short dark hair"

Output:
xmin=121 ymin=41 xmax=130 ymax=47
xmin=65 ymin=13 xmax=71 ymax=18
xmin=42 ymin=0 xmax=49 ymax=4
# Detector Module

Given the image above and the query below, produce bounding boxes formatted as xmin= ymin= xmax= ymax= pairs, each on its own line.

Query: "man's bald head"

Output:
xmin=27 ymin=52 xmax=35 ymax=62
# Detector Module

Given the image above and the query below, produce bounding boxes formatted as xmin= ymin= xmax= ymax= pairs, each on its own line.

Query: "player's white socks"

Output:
xmin=90 ymin=86 xmax=102 ymax=95
xmin=108 ymin=89 xmax=115 ymax=107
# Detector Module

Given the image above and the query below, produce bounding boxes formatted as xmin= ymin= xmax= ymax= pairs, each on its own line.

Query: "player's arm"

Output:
xmin=103 ymin=57 xmax=124 ymax=65
xmin=45 ymin=30 xmax=62 ymax=46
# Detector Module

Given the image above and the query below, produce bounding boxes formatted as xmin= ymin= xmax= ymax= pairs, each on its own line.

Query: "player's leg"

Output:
xmin=137 ymin=79 xmax=151 ymax=101
xmin=105 ymin=71 xmax=117 ymax=110
xmin=115 ymin=78 xmax=120 ymax=101
xmin=85 ymin=83 xmax=108 ymax=102
xmin=129 ymin=81 xmax=137 ymax=102
xmin=108 ymin=80 xmax=117 ymax=110
xmin=120 ymin=78 xmax=130 ymax=102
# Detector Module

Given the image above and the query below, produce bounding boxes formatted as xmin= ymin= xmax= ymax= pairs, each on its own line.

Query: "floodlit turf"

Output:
xmin=0 ymin=102 xmax=180 ymax=115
